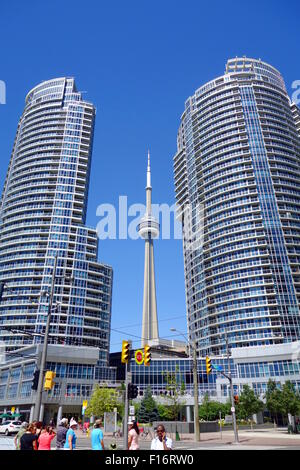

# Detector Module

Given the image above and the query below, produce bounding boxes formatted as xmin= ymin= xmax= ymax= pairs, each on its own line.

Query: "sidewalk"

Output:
xmin=74 ymin=427 xmax=300 ymax=448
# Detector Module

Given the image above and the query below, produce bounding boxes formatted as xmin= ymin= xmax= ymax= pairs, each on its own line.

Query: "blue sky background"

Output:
xmin=0 ymin=0 xmax=299 ymax=352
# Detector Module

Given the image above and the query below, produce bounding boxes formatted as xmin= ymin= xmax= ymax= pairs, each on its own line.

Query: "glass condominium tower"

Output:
xmin=0 ymin=78 xmax=113 ymax=364
xmin=174 ymin=58 xmax=300 ymax=356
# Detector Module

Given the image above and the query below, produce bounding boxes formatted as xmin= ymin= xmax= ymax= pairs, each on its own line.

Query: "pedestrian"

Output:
xmin=20 ymin=423 xmax=39 ymax=451
xmin=128 ymin=420 xmax=140 ymax=450
xmin=14 ymin=422 xmax=28 ymax=450
xmin=33 ymin=421 xmax=43 ymax=450
xmin=150 ymin=424 xmax=172 ymax=450
xmin=38 ymin=425 xmax=56 ymax=450
xmin=91 ymin=419 xmax=105 ymax=450
xmin=84 ymin=421 xmax=89 ymax=433
xmin=64 ymin=419 xmax=77 ymax=450
xmin=56 ymin=418 xmax=68 ymax=450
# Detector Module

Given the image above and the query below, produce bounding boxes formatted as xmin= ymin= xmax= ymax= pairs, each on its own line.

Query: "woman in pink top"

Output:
xmin=38 ymin=426 xmax=56 ymax=450
xmin=128 ymin=421 xmax=140 ymax=450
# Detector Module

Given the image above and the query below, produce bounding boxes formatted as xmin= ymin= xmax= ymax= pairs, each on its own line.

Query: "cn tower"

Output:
xmin=138 ymin=151 xmax=160 ymax=347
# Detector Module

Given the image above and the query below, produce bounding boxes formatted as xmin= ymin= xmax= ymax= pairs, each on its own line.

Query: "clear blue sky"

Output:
xmin=0 ymin=0 xmax=299 ymax=352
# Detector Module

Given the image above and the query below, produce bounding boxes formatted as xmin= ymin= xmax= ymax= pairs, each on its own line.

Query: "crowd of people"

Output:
xmin=13 ymin=418 xmax=172 ymax=451
xmin=14 ymin=418 xmax=77 ymax=451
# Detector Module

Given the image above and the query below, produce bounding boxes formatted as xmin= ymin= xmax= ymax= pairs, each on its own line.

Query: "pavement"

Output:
xmin=68 ymin=427 xmax=300 ymax=450
xmin=2 ymin=427 xmax=300 ymax=450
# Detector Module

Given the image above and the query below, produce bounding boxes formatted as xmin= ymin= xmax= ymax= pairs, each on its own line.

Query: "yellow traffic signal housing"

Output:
xmin=121 ymin=340 xmax=130 ymax=364
xmin=206 ymin=356 xmax=212 ymax=375
xmin=44 ymin=371 xmax=56 ymax=390
xmin=144 ymin=345 xmax=151 ymax=366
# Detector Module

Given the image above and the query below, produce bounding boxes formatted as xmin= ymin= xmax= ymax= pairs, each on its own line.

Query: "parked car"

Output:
xmin=0 ymin=420 xmax=22 ymax=435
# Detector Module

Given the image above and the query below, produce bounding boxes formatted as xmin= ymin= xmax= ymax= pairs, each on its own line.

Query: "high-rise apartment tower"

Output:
xmin=0 ymin=78 xmax=113 ymax=366
xmin=174 ymin=58 xmax=300 ymax=355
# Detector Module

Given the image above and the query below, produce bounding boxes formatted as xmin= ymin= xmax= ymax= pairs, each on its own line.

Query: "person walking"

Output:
xmin=64 ymin=419 xmax=77 ymax=450
xmin=151 ymin=424 xmax=172 ymax=451
xmin=56 ymin=418 xmax=68 ymax=450
xmin=20 ymin=423 xmax=39 ymax=451
xmin=14 ymin=422 xmax=27 ymax=450
xmin=91 ymin=419 xmax=105 ymax=450
xmin=38 ymin=425 xmax=56 ymax=450
xmin=128 ymin=421 xmax=140 ymax=450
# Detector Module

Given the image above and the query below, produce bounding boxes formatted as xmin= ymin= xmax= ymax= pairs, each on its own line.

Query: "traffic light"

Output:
xmin=44 ymin=371 xmax=56 ymax=390
xmin=0 ymin=282 xmax=4 ymax=302
xmin=31 ymin=370 xmax=40 ymax=390
xmin=121 ymin=340 xmax=130 ymax=364
xmin=144 ymin=345 xmax=151 ymax=366
xmin=128 ymin=383 xmax=138 ymax=399
xmin=234 ymin=395 xmax=239 ymax=405
xmin=206 ymin=356 xmax=212 ymax=375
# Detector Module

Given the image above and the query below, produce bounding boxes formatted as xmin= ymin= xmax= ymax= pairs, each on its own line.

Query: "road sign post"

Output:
xmin=123 ymin=340 xmax=132 ymax=450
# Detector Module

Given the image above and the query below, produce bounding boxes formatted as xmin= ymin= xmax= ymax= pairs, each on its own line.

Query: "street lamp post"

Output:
xmin=170 ymin=328 xmax=200 ymax=441
xmin=33 ymin=255 xmax=58 ymax=421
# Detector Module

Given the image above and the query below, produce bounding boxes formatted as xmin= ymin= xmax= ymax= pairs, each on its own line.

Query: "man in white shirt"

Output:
xmin=151 ymin=425 xmax=173 ymax=450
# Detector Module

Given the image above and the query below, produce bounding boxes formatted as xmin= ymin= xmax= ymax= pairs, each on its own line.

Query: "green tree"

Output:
xmin=157 ymin=404 xmax=174 ymax=421
xmin=265 ymin=379 xmax=283 ymax=424
xmin=85 ymin=385 xmax=121 ymax=419
xmin=163 ymin=366 xmax=186 ymax=421
xmin=198 ymin=394 xmax=230 ymax=421
xmin=281 ymin=381 xmax=300 ymax=418
xmin=238 ymin=385 xmax=263 ymax=420
xmin=137 ymin=386 xmax=159 ymax=423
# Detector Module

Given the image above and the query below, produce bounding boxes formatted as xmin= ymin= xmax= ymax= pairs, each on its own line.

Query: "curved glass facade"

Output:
xmin=0 ymin=78 xmax=113 ymax=363
xmin=174 ymin=58 xmax=300 ymax=355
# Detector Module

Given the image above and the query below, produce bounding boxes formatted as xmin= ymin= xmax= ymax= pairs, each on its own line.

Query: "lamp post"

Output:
xmin=170 ymin=328 xmax=200 ymax=441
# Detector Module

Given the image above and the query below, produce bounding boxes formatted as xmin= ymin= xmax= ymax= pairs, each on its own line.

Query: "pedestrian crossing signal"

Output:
xmin=31 ymin=370 xmax=40 ymax=390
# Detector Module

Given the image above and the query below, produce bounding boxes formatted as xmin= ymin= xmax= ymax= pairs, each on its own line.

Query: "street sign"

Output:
xmin=129 ymin=405 xmax=135 ymax=416
xmin=231 ymin=406 xmax=235 ymax=413
xmin=135 ymin=349 xmax=144 ymax=365
xmin=212 ymin=364 xmax=223 ymax=372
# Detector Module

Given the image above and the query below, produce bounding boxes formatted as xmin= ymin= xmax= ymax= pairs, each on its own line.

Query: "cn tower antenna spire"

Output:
xmin=147 ymin=149 xmax=151 ymax=189
xmin=138 ymin=150 xmax=160 ymax=347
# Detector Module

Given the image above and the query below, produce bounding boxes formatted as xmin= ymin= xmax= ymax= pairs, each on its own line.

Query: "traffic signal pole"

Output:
xmin=208 ymin=333 xmax=239 ymax=444
xmin=123 ymin=360 xmax=130 ymax=450
xmin=33 ymin=255 xmax=58 ymax=421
